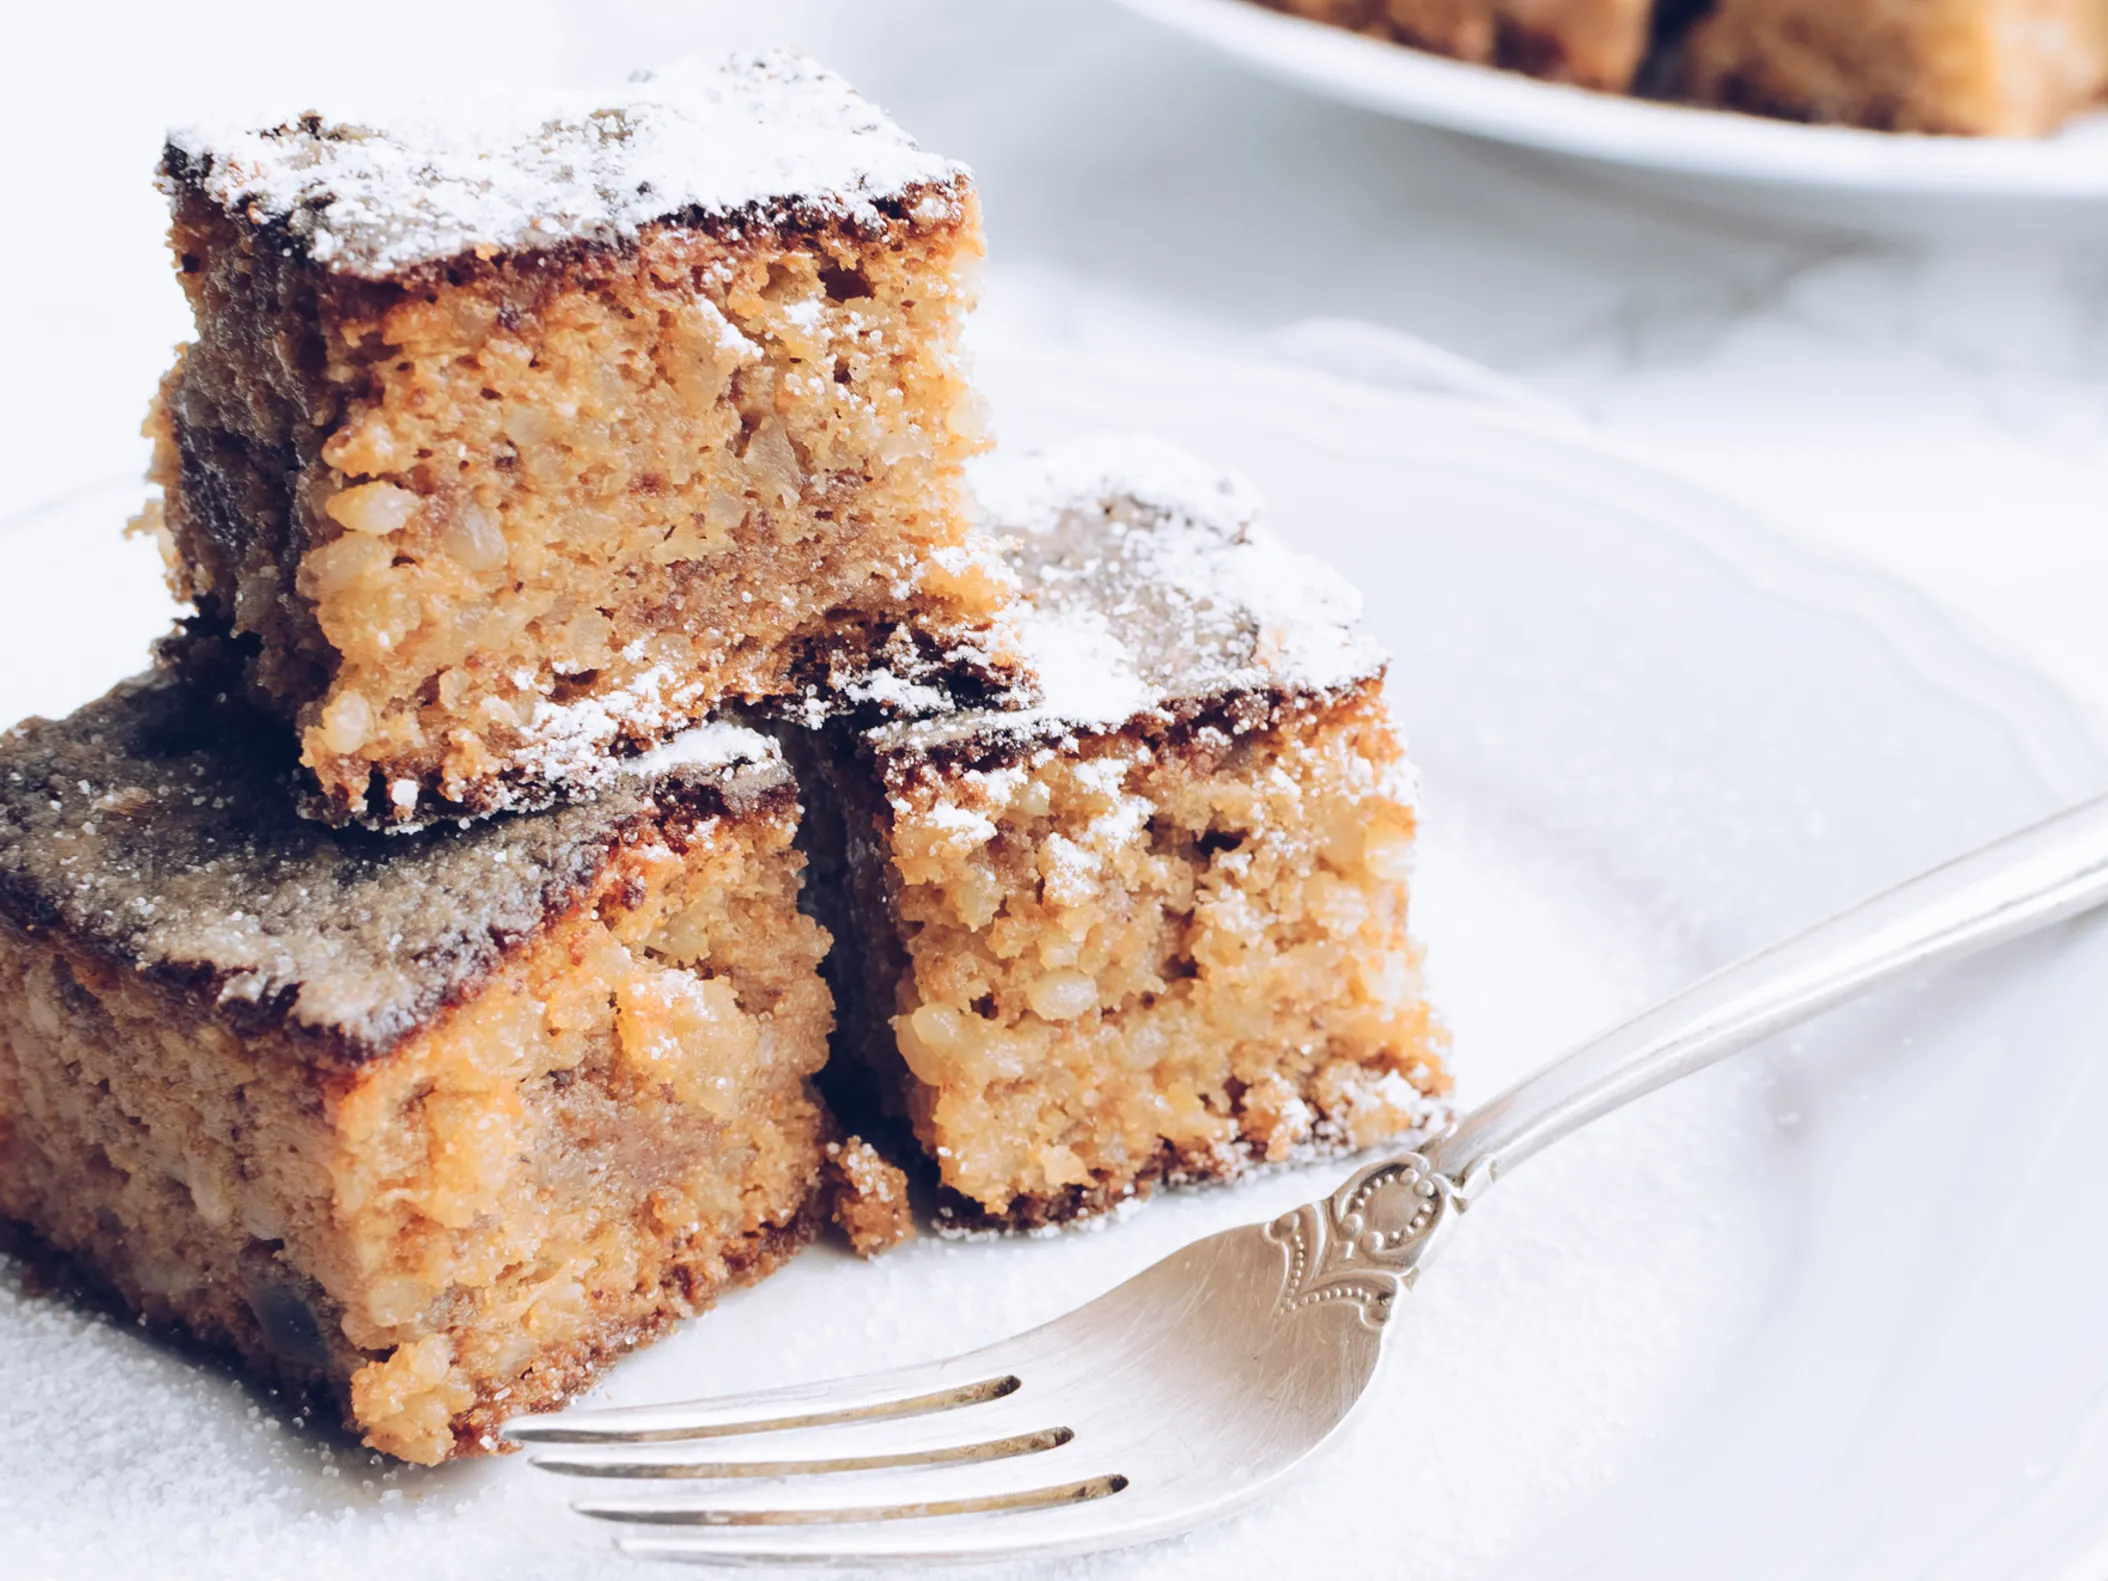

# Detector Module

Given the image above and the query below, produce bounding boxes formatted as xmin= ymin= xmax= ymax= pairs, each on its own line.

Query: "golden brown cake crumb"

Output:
xmin=826 ymin=1138 xmax=916 ymax=1257
xmin=803 ymin=439 xmax=1450 ymax=1230
xmin=143 ymin=54 xmax=1021 ymax=832
xmin=0 ymin=670 xmax=836 ymax=1462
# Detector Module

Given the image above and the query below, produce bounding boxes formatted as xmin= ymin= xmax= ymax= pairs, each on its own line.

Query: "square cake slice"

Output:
xmin=799 ymin=438 xmax=1450 ymax=1230
xmin=1258 ymin=0 xmax=1659 ymax=92
xmin=143 ymin=51 xmax=1020 ymax=832
xmin=0 ymin=666 xmax=899 ymax=1464
xmin=1673 ymin=0 xmax=2108 ymax=134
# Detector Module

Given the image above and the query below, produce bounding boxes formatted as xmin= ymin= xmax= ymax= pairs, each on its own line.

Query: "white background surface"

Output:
xmin=7 ymin=4 xmax=2108 ymax=1575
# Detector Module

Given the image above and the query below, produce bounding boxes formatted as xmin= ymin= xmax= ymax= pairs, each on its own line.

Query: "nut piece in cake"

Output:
xmin=1256 ymin=0 xmax=1660 ymax=92
xmin=0 ymin=671 xmax=850 ymax=1463
xmin=141 ymin=51 xmax=1020 ymax=831
xmin=799 ymin=438 xmax=1450 ymax=1230
xmin=1673 ymin=0 xmax=2108 ymax=134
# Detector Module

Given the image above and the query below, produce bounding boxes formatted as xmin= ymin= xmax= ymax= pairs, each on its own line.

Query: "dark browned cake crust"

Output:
xmin=0 ymin=669 xmax=849 ymax=1462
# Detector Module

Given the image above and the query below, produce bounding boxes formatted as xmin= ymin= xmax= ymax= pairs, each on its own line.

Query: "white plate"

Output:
xmin=1115 ymin=0 xmax=2108 ymax=199
xmin=6 ymin=341 xmax=2108 ymax=1579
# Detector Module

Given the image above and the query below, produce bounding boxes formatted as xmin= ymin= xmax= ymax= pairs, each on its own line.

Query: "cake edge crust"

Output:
xmin=157 ymin=150 xmax=976 ymax=288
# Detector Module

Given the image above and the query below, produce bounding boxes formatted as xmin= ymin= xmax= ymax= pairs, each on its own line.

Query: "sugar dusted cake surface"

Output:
xmin=163 ymin=51 xmax=966 ymax=279
xmin=872 ymin=435 xmax=1388 ymax=756
xmin=0 ymin=672 xmax=783 ymax=1062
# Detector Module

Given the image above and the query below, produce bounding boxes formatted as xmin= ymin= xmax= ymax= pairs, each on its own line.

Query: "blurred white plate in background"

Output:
xmin=5 ymin=338 xmax=2108 ymax=1579
xmin=1116 ymin=0 xmax=2108 ymax=201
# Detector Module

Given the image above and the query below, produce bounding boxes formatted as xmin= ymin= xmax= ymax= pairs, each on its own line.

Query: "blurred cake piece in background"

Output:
xmin=1249 ymin=0 xmax=2108 ymax=135
xmin=800 ymin=437 xmax=1450 ymax=1230
xmin=1672 ymin=0 xmax=2108 ymax=134
xmin=1257 ymin=0 xmax=1659 ymax=92
xmin=145 ymin=51 xmax=1018 ymax=832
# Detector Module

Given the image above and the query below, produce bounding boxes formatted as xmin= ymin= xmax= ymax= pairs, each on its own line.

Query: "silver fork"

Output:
xmin=507 ymin=793 xmax=2108 ymax=1566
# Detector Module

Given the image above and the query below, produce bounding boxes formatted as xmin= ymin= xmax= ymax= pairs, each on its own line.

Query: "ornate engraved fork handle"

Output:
xmin=1277 ymin=792 xmax=2108 ymax=1327
xmin=1265 ymin=1153 xmax=1461 ymax=1329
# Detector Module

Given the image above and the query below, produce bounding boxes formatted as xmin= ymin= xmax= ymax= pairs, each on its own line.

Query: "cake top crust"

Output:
xmin=161 ymin=50 xmax=966 ymax=279
xmin=0 ymin=671 xmax=787 ymax=1064
xmin=865 ymin=436 xmax=1387 ymax=759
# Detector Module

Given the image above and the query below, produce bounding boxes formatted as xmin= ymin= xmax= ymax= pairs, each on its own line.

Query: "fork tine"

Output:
xmin=562 ymin=1425 xmax=1111 ymax=1520
xmin=561 ymin=1427 xmax=1098 ymax=1517
xmin=532 ymin=1424 xmax=1075 ymax=1480
xmin=577 ymin=1468 xmax=1127 ymax=1528
xmin=503 ymin=1364 xmax=1021 ymax=1445
xmin=517 ymin=1220 xmax=1364 ymax=1564
xmin=523 ymin=1389 xmax=1057 ymax=1471
xmin=607 ymin=1484 xmax=1159 ymax=1566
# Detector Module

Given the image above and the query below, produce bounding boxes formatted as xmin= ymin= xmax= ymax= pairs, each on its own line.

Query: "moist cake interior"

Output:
xmin=0 ymin=673 xmax=867 ymax=1462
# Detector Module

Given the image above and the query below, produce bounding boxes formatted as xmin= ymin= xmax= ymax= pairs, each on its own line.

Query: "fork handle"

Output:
xmin=1424 ymin=791 xmax=2108 ymax=1191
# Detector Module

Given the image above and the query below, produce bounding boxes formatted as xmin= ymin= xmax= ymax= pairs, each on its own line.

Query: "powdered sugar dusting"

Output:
xmin=163 ymin=51 xmax=965 ymax=279
xmin=492 ymin=672 xmax=767 ymax=805
xmin=836 ymin=670 xmax=956 ymax=716
xmin=969 ymin=432 xmax=1262 ymax=544
xmin=622 ymin=720 xmax=778 ymax=779
xmin=1013 ymin=607 xmax=1154 ymax=730
xmin=873 ymin=436 xmax=1387 ymax=753
xmin=368 ymin=665 xmax=774 ymax=831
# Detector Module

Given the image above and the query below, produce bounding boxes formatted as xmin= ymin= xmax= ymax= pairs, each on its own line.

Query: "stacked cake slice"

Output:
xmin=144 ymin=53 xmax=1021 ymax=831
xmin=802 ymin=439 xmax=1448 ymax=1229
xmin=0 ymin=671 xmax=868 ymax=1464
xmin=0 ymin=53 xmax=1446 ymax=1466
